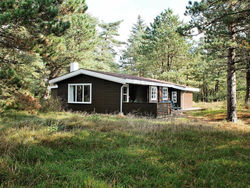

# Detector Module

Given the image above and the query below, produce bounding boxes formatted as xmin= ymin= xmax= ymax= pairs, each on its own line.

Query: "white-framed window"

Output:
xmin=151 ymin=86 xmax=157 ymax=100
xmin=172 ymin=91 xmax=177 ymax=103
xmin=122 ymin=84 xmax=129 ymax=102
xmin=162 ymin=87 xmax=168 ymax=101
xmin=68 ymin=83 xmax=92 ymax=104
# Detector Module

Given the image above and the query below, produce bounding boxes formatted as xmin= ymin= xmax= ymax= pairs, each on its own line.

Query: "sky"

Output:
xmin=86 ymin=0 xmax=192 ymax=42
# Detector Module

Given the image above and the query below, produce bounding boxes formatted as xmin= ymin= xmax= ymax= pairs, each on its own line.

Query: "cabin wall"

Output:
xmin=158 ymin=87 xmax=163 ymax=102
xmin=55 ymin=74 xmax=122 ymax=113
xmin=181 ymin=92 xmax=193 ymax=109
xmin=51 ymin=88 xmax=58 ymax=98
xmin=123 ymin=103 xmax=157 ymax=117
xmin=157 ymin=103 xmax=171 ymax=116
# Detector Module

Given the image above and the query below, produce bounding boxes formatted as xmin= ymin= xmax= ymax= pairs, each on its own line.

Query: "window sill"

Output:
xmin=68 ymin=102 xmax=92 ymax=104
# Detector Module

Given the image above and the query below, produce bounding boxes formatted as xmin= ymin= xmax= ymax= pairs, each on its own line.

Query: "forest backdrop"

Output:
xmin=0 ymin=0 xmax=249 ymax=122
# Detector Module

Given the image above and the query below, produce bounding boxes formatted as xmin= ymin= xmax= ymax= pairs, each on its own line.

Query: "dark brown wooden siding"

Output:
xmin=123 ymin=102 xmax=171 ymax=117
xmin=123 ymin=103 xmax=157 ymax=117
xmin=157 ymin=103 xmax=171 ymax=116
xmin=55 ymin=74 xmax=122 ymax=113
xmin=51 ymin=88 xmax=58 ymax=98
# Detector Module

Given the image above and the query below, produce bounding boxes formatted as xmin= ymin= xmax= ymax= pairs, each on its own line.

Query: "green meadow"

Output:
xmin=0 ymin=111 xmax=249 ymax=187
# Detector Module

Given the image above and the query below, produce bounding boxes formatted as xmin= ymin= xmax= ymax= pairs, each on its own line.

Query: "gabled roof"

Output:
xmin=49 ymin=69 xmax=200 ymax=92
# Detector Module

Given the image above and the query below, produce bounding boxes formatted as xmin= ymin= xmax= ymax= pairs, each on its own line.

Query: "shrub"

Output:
xmin=0 ymin=89 xmax=41 ymax=113
xmin=15 ymin=90 xmax=41 ymax=111
xmin=39 ymin=97 xmax=62 ymax=112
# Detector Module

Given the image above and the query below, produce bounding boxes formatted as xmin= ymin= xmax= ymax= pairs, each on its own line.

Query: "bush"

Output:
xmin=39 ymin=97 xmax=62 ymax=112
xmin=0 ymin=89 xmax=41 ymax=113
xmin=15 ymin=90 xmax=41 ymax=111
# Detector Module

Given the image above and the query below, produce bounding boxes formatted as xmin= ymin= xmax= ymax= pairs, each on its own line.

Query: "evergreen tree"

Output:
xmin=97 ymin=21 xmax=123 ymax=71
xmin=0 ymin=0 xmax=70 ymax=109
xmin=121 ymin=15 xmax=146 ymax=76
xmin=37 ymin=10 xmax=98 ymax=98
xmin=189 ymin=40 xmax=227 ymax=102
xmin=183 ymin=0 xmax=250 ymax=122
xmin=140 ymin=9 xmax=191 ymax=81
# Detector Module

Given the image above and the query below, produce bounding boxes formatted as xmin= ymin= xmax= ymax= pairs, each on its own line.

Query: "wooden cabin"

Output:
xmin=49 ymin=63 xmax=199 ymax=117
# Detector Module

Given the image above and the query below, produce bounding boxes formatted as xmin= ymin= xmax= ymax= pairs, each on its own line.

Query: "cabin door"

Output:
xmin=171 ymin=91 xmax=178 ymax=105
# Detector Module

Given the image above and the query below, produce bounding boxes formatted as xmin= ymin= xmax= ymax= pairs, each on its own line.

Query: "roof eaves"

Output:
xmin=49 ymin=69 xmax=200 ymax=92
xmin=125 ymin=79 xmax=199 ymax=92
xmin=182 ymin=87 xmax=200 ymax=92
xmin=49 ymin=69 xmax=126 ymax=84
xmin=125 ymin=79 xmax=168 ymax=87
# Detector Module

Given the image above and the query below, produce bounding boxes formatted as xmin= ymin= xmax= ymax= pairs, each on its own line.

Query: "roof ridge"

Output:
xmin=81 ymin=68 xmax=187 ymax=88
xmin=49 ymin=68 xmax=199 ymax=92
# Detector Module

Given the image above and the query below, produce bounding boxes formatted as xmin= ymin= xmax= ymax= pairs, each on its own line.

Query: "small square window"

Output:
xmin=151 ymin=86 xmax=157 ymax=100
xmin=162 ymin=87 xmax=168 ymax=101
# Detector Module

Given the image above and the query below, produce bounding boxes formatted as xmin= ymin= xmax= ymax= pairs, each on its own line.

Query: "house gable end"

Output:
xmin=49 ymin=69 xmax=126 ymax=85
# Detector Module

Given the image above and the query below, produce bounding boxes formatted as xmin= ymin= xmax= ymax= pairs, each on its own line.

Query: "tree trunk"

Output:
xmin=227 ymin=34 xmax=237 ymax=122
xmin=169 ymin=56 xmax=173 ymax=71
xmin=43 ymin=67 xmax=62 ymax=100
xmin=167 ymin=54 xmax=170 ymax=71
xmin=43 ymin=83 xmax=50 ymax=100
xmin=161 ymin=61 xmax=164 ymax=74
xmin=245 ymin=62 xmax=250 ymax=108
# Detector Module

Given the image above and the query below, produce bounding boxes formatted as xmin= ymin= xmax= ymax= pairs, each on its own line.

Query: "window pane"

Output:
xmin=84 ymin=85 xmax=90 ymax=102
xmin=172 ymin=91 xmax=177 ymax=103
xmin=123 ymin=87 xmax=127 ymax=94
xmin=163 ymin=88 xmax=168 ymax=99
xmin=77 ymin=85 xmax=83 ymax=102
xmin=69 ymin=85 xmax=75 ymax=102
xmin=151 ymin=87 xmax=157 ymax=100
xmin=123 ymin=94 xmax=127 ymax=102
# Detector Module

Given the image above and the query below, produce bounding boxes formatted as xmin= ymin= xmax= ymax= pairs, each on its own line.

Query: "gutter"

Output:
xmin=120 ymin=85 xmax=124 ymax=114
xmin=48 ymin=84 xmax=58 ymax=90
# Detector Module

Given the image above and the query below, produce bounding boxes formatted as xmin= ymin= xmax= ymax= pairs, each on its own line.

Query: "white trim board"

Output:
xmin=49 ymin=69 xmax=126 ymax=85
xmin=125 ymin=79 xmax=199 ymax=92
xmin=49 ymin=69 xmax=200 ymax=92
xmin=49 ymin=85 xmax=58 ymax=89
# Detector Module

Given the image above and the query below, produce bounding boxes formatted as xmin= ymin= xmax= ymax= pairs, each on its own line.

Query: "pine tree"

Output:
xmin=38 ymin=13 xmax=98 ymax=99
xmin=121 ymin=15 xmax=146 ymax=76
xmin=0 ymin=0 xmax=70 ymax=109
xmin=97 ymin=21 xmax=123 ymax=71
xmin=183 ymin=0 xmax=250 ymax=122
xmin=140 ymin=9 xmax=191 ymax=81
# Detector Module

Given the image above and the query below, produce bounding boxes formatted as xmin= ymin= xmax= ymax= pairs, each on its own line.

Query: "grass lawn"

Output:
xmin=188 ymin=101 xmax=250 ymax=125
xmin=0 ymin=110 xmax=249 ymax=187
